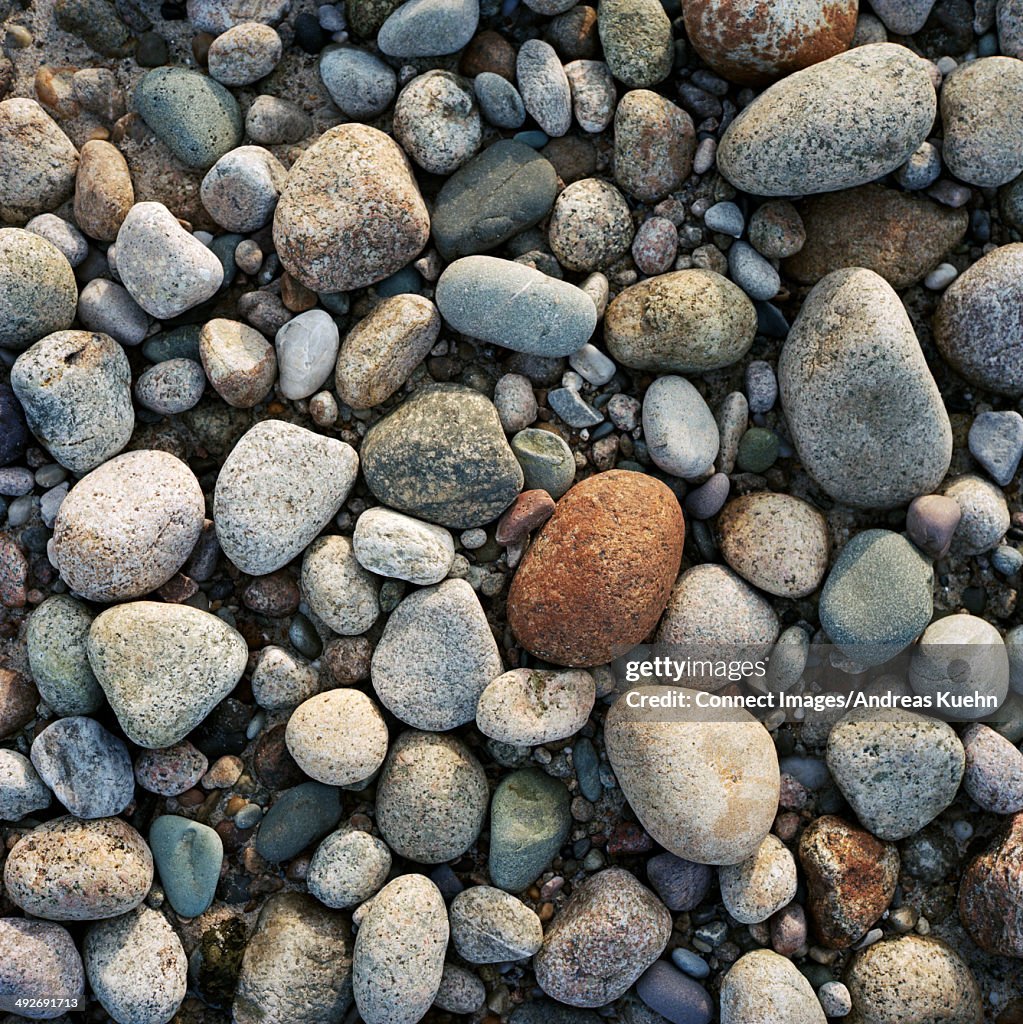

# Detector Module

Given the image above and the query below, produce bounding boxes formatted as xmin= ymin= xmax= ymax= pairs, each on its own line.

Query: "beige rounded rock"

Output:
xmin=53 ymin=450 xmax=204 ymax=602
xmin=207 ymin=22 xmax=283 ymax=86
xmin=301 ymin=535 xmax=380 ymax=635
xmin=4 ymin=816 xmax=153 ymax=921
xmin=548 ymin=177 xmax=634 ymax=272
xmin=721 ymin=949 xmax=826 ymax=1024
xmin=74 ymin=140 xmax=134 ymax=241
xmin=285 ymin=689 xmax=389 ymax=786
xmin=476 ymin=667 xmax=596 ymax=745
xmin=719 ymin=834 xmax=798 ymax=924
xmin=199 ymin=318 xmax=277 ymax=408
xmin=605 ymin=686 xmax=780 ymax=865
xmin=717 ymin=492 xmax=829 ymax=598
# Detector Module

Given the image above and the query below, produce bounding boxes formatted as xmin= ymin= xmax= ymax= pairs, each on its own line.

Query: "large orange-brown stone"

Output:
xmin=507 ymin=470 xmax=683 ymax=667
xmin=959 ymin=812 xmax=1023 ymax=957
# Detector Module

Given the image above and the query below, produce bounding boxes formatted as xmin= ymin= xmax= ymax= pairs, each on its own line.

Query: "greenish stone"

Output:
xmin=26 ymin=595 xmax=103 ymax=715
xmin=489 ymin=767 xmax=571 ymax=892
xmin=736 ymin=427 xmax=780 ymax=473
xmin=55 ymin=0 xmax=133 ymax=56
xmin=510 ymin=428 xmax=576 ymax=499
xmin=255 ymin=781 xmax=342 ymax=862
xmin=289 ymin=612 xmax=322 ymax=659
xmin=375 ymin=265 xmax=422 ymax=297
xmin=134 ymin=67 xmax=243 ymax=169
xmin=210 ymin=232 xmax=244 ymax=288
xmin=142 ymin=325 xmax=203 ymax=364
xmin=150 ymin=814 xmax=224 ymax=918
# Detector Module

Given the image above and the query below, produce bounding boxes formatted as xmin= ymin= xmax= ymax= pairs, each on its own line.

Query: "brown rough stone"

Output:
xmin=799 ymin=815 xmax=899 ymax=949
xmin=0 ymin=534 xmax=28 ymax=608
xmin=74 ymin=140 xmax=133 ymax=241
xmin=507 ymin=470 xmax=684 ymax=667
xmin=495 ymin=489 xmax=557 ymax=544
xmin=0 ymin=667 xmax=37 ymax=738
xmin=783 ymin=185 xmax=969 ymax=290
xmin=959 ymin=812 xmax=1023 ymax=957
xmin=459 ymin=30 xmax=517 ymax=80
xmin=613 ymin=90 xmax=695 ymax=203
xmin=243 ymin=571 xmax=300 ymax=617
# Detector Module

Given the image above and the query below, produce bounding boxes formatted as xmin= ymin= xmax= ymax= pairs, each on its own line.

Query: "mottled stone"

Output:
xmin=719 ymin=834 xmax=797 ymax=925
xmin=207 ymin=22 xmax=282 ymax=86
xmin=450 ymin=886 xmax=543 ymax=962
xmin=476 ymin=667 xmax=596 ymax=745
xmin=517 ymin=39 xmax=572 ymax=137
xmin=613 ymin=90 xmax=695 ymax=203
xmin=377 ymin=0 xmax=479 ymax=57
xmin=720 ymin=950 xmax=826 ymax=1024
xmin=307 ymin=826 xmax=392 ymax=909
xmin=0 ymin=749 xmax=52 ymax=821
xmin=0 ymin=919 xmax=84 ymax=1020
xmin=393 ymin=71 xmax=481 ymax=175
xmin=0 ymin=228 xmax=77 ymax=351
xmin=199 ymin=318 xmax=277 ymax=408
xmin=200 ymin=145 xmax=287 ymax=233
xmin=74 ymin=140 xmax=133 ymax=241
xmin=320 ymin=45 xmax=397 ymax=119
xmin=598 ymin=0 xmax=673 ymax=86
xmin=549 ymin=177 xmax=634 ymax=272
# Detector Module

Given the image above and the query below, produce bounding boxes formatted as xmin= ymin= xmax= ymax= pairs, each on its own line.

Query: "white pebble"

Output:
xmin=924 ymin=262 xmax=958 ymax=290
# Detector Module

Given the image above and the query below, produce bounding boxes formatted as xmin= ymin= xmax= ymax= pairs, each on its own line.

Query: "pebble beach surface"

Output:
xmin=2 ymin=0 xmax=1023 ymax=1023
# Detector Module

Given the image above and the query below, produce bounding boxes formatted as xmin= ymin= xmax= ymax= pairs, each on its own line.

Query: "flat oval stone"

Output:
xmin=87 ymin=601 xmax=248 ymax=748
xmin=933 ymin=243 xmax=1023 ymax=396
xmin=134 ymin=67 xmax=243 ymax=169
xmin=149 ymin=814 xmax=224 ymax=917
xmin=0 ymin=918 xmax=84 ymax=1015
xmin=134 ymin=741 xmax=208 ymax=796
xmin=353 ymin=875 xmax=448 ymax=1024
xmin=642 ymin=376 xmax=720 ymax=478
xmin=377 ymin=0 xmax=478 ymax=57
xmin=779 ymin=268 xmax=952 ymax=508
xmin=11 ymin=330 xmax=133 ymax=474
xmin=361 ymin=384 xmax=523 ymax=529
xmin=0 ymin=749 xmax=51 ymax=821
xmin=0 ymin=228 xmax=77 ymax=351
xmin=214 ymin=419 xmax=359 ymax=575
xmin=273 ymin=123 xmax=429 ymax=292
xmin=255 ymin=781 xmax=343 ymax=862
xmin=301 ymin=535 xmax=379 ymax=636
xmin=534 ymin=868 xmax=670 ymax=1008
xmin=608 ymin=685 xmax=780 ymax=868
xmin=783 ymin=185 xmax=969 ymax=289
xmin=207 ymin=22 xmax=282 ymax=85
xmin=720 ymin=950 xmax=826 ymax=1024
xmin=432 ymin=140 xmax=558 ymax=261
xmin=476 ymin=667 xmax=596 ymax=745
xmin=307 ymin=826 xmax=392 ymax=909
xmin=53 ymin=450 xmax=204 ymax=602
xmin=598 ymin=0 xmax=673 ymax=87
xmin=605 ymin=269 xmax=756 ymax=372
xmin=275 ymin=309 xmax=339 ymax=400
xmin=717 ymin=43 xmax=935 ymax=196
xmin=508 ymin=470 xmax=683 ymax=667
xmin=353 ymin=507 xmax=454 ymax=585
xmin=683 ymin=0 xmax=857 ymax=85
xmin=436 ymin=255 xmax=597 ymax=357
xmin=450 ymin=886 xmax=544 ymax=962
xmin=3 ymin=816 xmax=153 ymax=921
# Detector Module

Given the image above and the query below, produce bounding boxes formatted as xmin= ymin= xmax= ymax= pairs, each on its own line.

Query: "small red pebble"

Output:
xmin=774 ymin=811 xmax=800 ymax=841
xmin=495 ymin=489 xmax=556 ymax=545
xmin=607 ymin=822 xmax=655 ymax=855
xmin=779 ymin=772 xmax=809 ymax=810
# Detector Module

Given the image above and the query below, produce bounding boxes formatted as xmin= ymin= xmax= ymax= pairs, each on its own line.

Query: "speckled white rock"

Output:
xmin=449 ymin=886 xmax=544 ymax=962
xmin=642 ymin=375 xmax=719 ymax=478
xmin=941 ymin=474 xmax=1011 ymax=556
xmin=720 ymin=950 xmax=826 ymax=1024
xmin=517 ymin=39 xmax=572 ymax=137
xmin=0 ymin=749 xmax=52 ymax=821
xmin=301 ymin=535 xmax=380 ymax=635
xmin=53 ymin=450 xmax=205 ymax=602
xmin=275 ymin=309 xmax=340 ymax=400
xmin=352 ymin=507 xmax=455 ymax=585
xmin=207 ymin=22 xmax=283 ymax=86
xmin=214 ymin=420 xmax=359 ymax=575
xmin=475 ymin=667 xmax=596 ymax=745
xmin=0 ymin=918 xmax=84 ymax=1020
xmin=199 ymin=318 xmax=277 ymax=408
xmin=87 ymin=601 xmax=248 ymax=748
xmin=605 ymin=686 xmax=781 ymax=865
xmin=564 ymin=59 xmax=616 ymax=133
xmin=353 ymin=874 xmax=448 ymax=1024
xmin=115 ymin=202 xmax=224 ymax=318
xmin=392 ymin=71 xmax=481 ymax=175
xmin=719 ymin=835 xmax=798 ymax=924
xmin=251 ymin=645 xmax=325 ymax=710
xmin=84 ymin=906 xmax=187 ymax=1024
xmin=307 ymin=826 xmax=392 ymax=909
xmin=371 ymin=578 xmax=503 ymax=730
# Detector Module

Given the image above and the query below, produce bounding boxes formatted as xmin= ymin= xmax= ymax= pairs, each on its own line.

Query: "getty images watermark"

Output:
xmin=611 ymin=640 xmax=1016 ymax=724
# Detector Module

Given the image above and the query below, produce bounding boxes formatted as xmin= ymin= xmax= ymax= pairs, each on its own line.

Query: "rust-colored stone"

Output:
xmin=799 ymin=814 xmax=899 ymax=949
xmin=784 ymin=185 xmax=969 ymax=290
xmin=507 ymin=469 xmax=684 ymax=667
xmin=74 ymin=139 xmax=134 ymax=241
xmin=0 ymin=667 xmax=37 ymax=738
xmin=496 ymin=489 xmax=556 ymax=545
xmin=459 ymin=30 xmax=517 ymax=81
xmin=959 ymin=812 xmax=1023 ymax=957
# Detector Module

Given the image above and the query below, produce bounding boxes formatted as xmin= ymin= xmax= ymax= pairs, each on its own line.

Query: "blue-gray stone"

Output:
xmin=548 ymin=387 xmax=603 ymax=428
xmin=377 ymin=0 xmax=478 ymax=57
xmin=475 ymin=72 xmax=526 ymax=129
xmin=755 ymin=300 xmax=789 ymax=337
xmin=573 ymin=738 xmax=602 ymax=803
xmin=319 ymin=45 xmax=397 ymax=120
xmin=728 ymin=240 xmax=780 ymax=301
xmin=636 ymin=961 xmax=713 ymax=1024
xmin=683 ymin=472 xmax=729 ymax=520
xmin=645 ymin=852 xmax=713 ymax=911
xmin=150 ymin=814 xmax=224 ymax=918
xmin=375 ymin=265 xmax=422 ymax=297
xmin=671 ymin=948 xmax=710 ymax=979
xmin=134 ymin=67 xmax=243 ymax=169
xmin=255 ymin=781 xmax=343 ymax=862
xmin=992 ymin=544 xmax=1023 ymax=576
xmin=510 ymin=428 xmax=576 ymax=499
xmin=142 ymin=325 xmax=203 ymax=364
xmin=704 ymin=201 xmax=744 ymax=238
xmin=210 ymin=232 xmax=244 ymax=287
xmin=968 ymin=410 xmax=1023 ymax=486
xmin=514 ymin=130 xmax=549 ymax=148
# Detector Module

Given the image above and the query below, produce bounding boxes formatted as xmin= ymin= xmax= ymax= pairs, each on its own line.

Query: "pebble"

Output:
xmin=307 ymin=825 xmax=392 ymax=908
xmin=827 ymin=709 xmax=964 ymax=840
xmin=635 ymin=961 xmax=713 ymax=1024
xmin=274 ymin=124 xmax=429 ymax=292
xmin=564 ymin=59 xmax=615 ymax=132
xmin=252 ymin=646 xmax=326 ymax=709
xmin=719 ymin=834 xmax=797 ymax=926
xmin=450 ymin=885 xmax=544 ymax=962
xmin=352 ymin=874 xmax=448 ymax=1024
xmin=999 ymin=0 xmax=1023 ymax=56
xmin=335 ymin=294 xmax=440 ymax=409
xmin=642 ymin=376 xmax=719 ymax=478
xmin=245 ymin=94 xmax=313 ymax=144
xmin=0 ymin=749 xmax=52 ymax=820
xmin=683 ymin=0 xmax=856 ymax=83
xmin=632 ymin=216 xmax=679 ymax=275
xmin=434 ymin=963 xmax=486 ymax=1014
xmin=606 ymin=685 xmax=780 ymax=864
xmin=272 ymin=308 xmax=338 ymax=400
xmin=208 ymin=22 xmax=282 ymax=85
xmin=134 ymin=67 xmax=243 ymax=168
xmin=844 ymin=935 xmax=983 ymax=1023
xmin=254 ymin=781 xmax=343 ymax=862
xmin=934 ymin=243 xmax=1023 ymax=395
xmin=517 ymin=39 xmax=572 ymax=136
xmin=783 ymin=185 xmax=969 ymax=289
xmin=0 ymin=99 xmax=79 ymax=226
xmin=77 ymin=279 xmax=150 ymax=347
xmin=3 ymin=815 xmax=153 ymax=920
xmin=377 ymin=0 xmax=478 ymax=56
xmin=748 ymin=200 xmax=806 ymax=258
xmin=647 ymin=853 xmax=714 ymax=911
xmin=895 ymin=139 xmax=942 ymax=190
xmin=393 ymin=71 xmax=481 ymax=175
xmin=135 ymin=358 xmax=206 ymax=415
xmin=0 ymin=228 xmax=78 ymax=352
xmin=534 ymin=868 xmax=670 ymax=1007
xmin=149 ymin=815 xmax=223 ymax=917
xmin=298 ymin=534 xmax=378 ymax=637
xmin=200 ymin=146 xmax=287 ymax=233
xmin=779 ymin=268 xmax=951 ymax=508
xmin=799 ymin=815 xmax=899 ymax=949
xmin=353 ymin=507 xmax=455 ymax=585
xmin=941 ymin=473 xmax=1011 ymax=555
xmin=475 ymin=72 xmax=527 ymax=128
xmin=671 ymin=947 xmax=711 ymax=980
xmin=549 ymin=178 xmax=634 ymax=272
xmin=361 ymin=384 xmax=523 ymax=528
xmin=598 ymin=0 xmax=673 ymax=86
xmin=376 ymin=729 xmax=487 ymax=862
xmin=476 ymin=667 xmax=595 ymax=745
xmin=53 ymin=450 xmax=203 ymax=602
xmin=924 ymin=262 xmax=958 ymax=290
xmin=372 ymin=577 xmax=501 ymax=729
xmin=437 ymin=255 xmax=596 ymax=357
xmin=906 ymin=493 xmax=960 ymax=559
xmin=511 ymin=428 xmax=576 ymax=498
xmin=25 ymin=214 xmax=84 ymax=268
xmin=719 ymin=950 xmax=826 ymax=1024
xmin=26 ymin=597 xmax=102 ymax=718
xmin=88 ymin=601 xmax=247 ymax=748
xmin=613 ymin=90 xmax=695 ymax=202
xmin=0 ymin=668 xmax=36 ymax=740
xmin=717 ymin=44 xmax=935 ymax=195
xmin=494 ymin=374 xmax=539 ymax=432
xmin=910 ymin=613 xmax=1009 ymax=710
xmin=0 ymin=918 xmax=84 ymax=1012
xmin=509 ymin=470 xmax=683 ymax=665
xmin=728 ymin=240 xmax=781 ymax=300
xmin=320 ymin=45 xmax=396 ymax=119
xmin=961 ymin=723 xmax=1023 ymax=813
xmin=115 ymin=202 xmax=224 ymax=319
xmin=134 ymin=741 xmax=208 ymax=796
xmin=941 ymin=57 xmax=1023 ymax=187
xmin=285 ymin=689 xmax=388 ymax=785
xmin=199 ymin=318 xmax=277 ymax=408
xmin=705 ymin=201 xmax=744 ymax=237
xmin=30 ymin=716 xmax=133 ymax=819
xmin=234 ymin=892 xmax=353 ymax=1024
xmin=0 ymin=384 xmax=28 ymax=466
xmin=548 ymin=386 xmax=602 ymax=427
xmin=214 ymin=419 xmax=359 ymax=574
